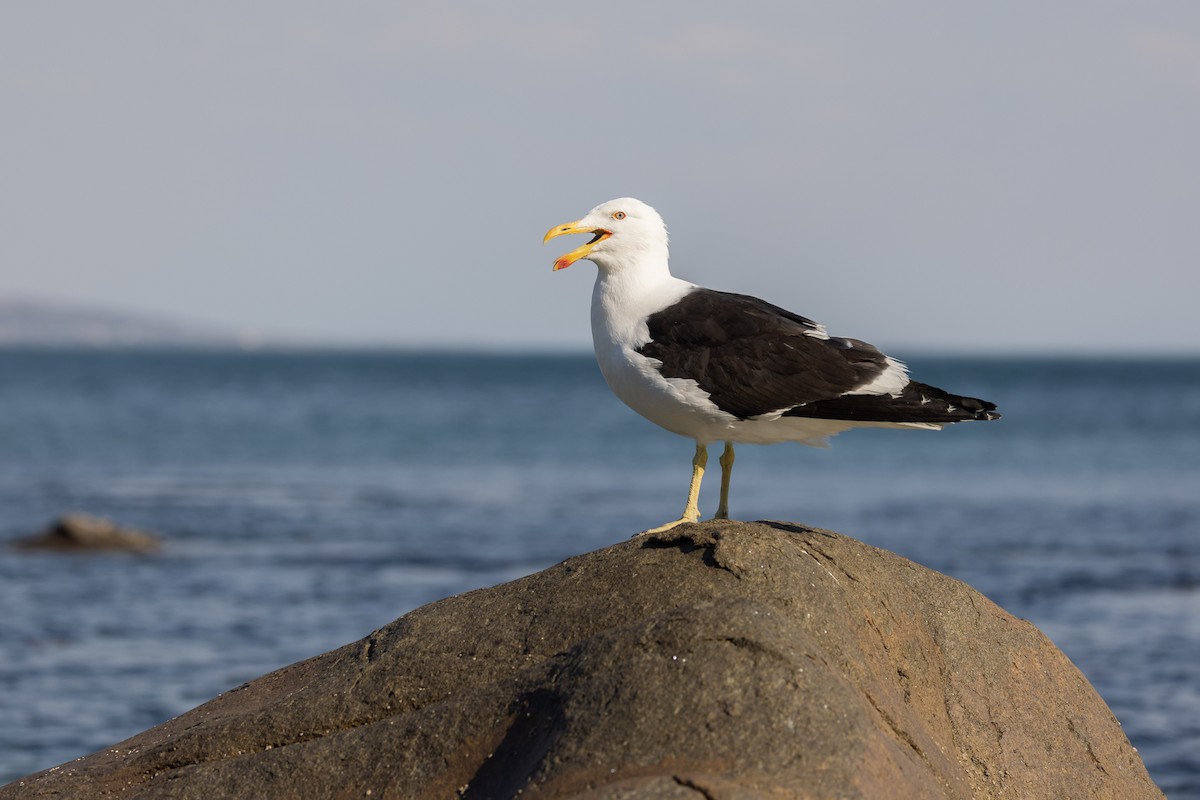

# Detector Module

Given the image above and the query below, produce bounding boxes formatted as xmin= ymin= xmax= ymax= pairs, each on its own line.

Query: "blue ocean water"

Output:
xmin=0 ymin=350 xmax=1197 ymax=795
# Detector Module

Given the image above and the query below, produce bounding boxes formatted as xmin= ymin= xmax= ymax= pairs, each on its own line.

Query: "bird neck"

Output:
xmin=590 ymin=258 xmax=693 ymax=351
xmin=589 ymin=237 xmax=670 ymax=275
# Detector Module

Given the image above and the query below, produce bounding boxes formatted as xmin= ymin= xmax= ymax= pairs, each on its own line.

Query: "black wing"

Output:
xmin=637 ymin=288 xmax=999 ymax=423
xmin=783 ymin=380 xmax=999 ymax=422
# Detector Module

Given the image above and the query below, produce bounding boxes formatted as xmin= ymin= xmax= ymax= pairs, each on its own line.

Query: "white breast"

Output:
xmin=588 ymin=270 xmax=744 ymax=443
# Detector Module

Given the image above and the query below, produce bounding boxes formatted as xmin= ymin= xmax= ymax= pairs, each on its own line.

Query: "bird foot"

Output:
xmin=635 ymin=516 xmax=699 ymax=537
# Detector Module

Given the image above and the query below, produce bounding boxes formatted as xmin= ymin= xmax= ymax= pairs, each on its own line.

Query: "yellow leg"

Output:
xmin=641 ymin=442 xmax=707 ymax=535
xmin=714 ymin=441 xmax=735 ymax=520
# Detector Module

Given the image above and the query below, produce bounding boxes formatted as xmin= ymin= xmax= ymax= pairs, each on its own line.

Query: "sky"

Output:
xmin=2 ymin=2 xmax=1198 ymax=353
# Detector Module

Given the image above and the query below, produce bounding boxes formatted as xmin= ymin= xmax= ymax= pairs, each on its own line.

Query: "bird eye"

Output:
xmin=612 ymin=211 xmax=626 ymax=220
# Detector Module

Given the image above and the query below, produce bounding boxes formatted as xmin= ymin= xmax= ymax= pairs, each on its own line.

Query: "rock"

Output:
xmin=9 ymin=513 xmax=161 ymax=553
xmin=0 ymin=521 xmax=1163 ymax=799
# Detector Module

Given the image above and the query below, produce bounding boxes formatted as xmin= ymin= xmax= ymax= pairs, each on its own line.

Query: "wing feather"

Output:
xmin=637 ymin=289 xmax=893 ymax=419
xmin=637 ymin=288 xmax=999 ymax=424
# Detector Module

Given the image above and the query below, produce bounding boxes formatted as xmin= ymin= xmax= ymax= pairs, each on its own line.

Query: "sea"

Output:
xmin=0 ymin=349 xmax=1197 ymax=796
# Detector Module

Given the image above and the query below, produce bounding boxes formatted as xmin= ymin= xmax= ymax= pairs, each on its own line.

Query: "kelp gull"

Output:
xmin=544 ymin=197 xmax=1000 ymax=534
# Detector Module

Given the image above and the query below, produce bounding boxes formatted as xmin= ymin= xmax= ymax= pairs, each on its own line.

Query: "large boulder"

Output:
xmin=1 ymin=521 xmax=1163 ymax=799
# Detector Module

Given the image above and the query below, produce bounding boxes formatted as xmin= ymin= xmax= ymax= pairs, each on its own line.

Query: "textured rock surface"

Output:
xmin=1 ymin=521 xmax=1163 ymax=799
xmin=9 ymin=513 xmax=161 ymax=553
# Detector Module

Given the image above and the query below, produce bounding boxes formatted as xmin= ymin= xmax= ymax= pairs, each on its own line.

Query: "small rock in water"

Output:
xmin=10 ymin=513 xmax=162 ymax=553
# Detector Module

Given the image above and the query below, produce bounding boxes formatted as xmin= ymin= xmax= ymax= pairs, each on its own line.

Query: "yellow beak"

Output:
xmin=543 ymin=221 xmax=612 ymax=271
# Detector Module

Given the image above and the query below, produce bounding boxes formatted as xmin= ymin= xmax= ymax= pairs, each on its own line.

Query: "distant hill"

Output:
xmin=0 ymin=298 xmax=253 ymax=348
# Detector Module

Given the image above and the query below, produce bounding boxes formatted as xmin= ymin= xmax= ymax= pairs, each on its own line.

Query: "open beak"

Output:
xmin=543 ymin=221 xmax=612 ymax=271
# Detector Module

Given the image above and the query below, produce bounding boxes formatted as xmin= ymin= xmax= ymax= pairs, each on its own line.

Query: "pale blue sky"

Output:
xmin=3 ymin=3 xmax=1198 ymax=352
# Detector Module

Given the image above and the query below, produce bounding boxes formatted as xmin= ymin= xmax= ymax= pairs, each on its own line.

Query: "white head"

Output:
xmin=543 ymin=197 xmax=669 ymax=274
